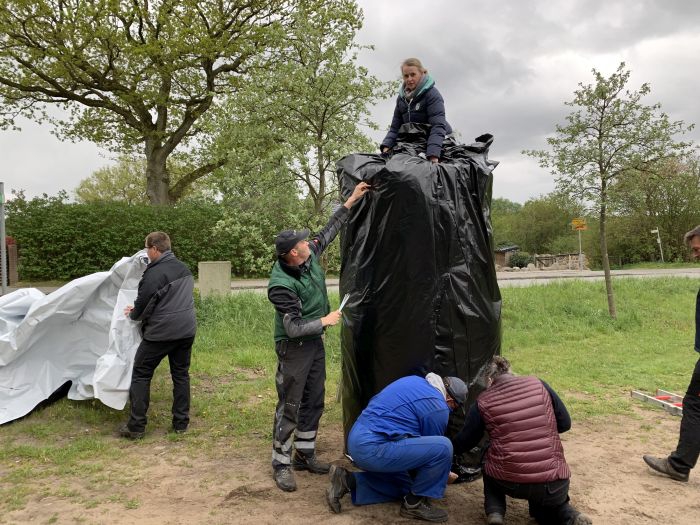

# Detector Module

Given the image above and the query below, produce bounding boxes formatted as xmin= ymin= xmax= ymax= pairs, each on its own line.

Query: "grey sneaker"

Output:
xmin=326 ymin=465 xmax=351 ymax=513
xmin=273 ymin=466 xmax=297 ymax=492
xmin=573 ymin=511 xmax=593 ymax=524
xmin=486 ymin=512 xmax=505 ymax=524
xmin=643 ymin=455 xmax=689 ymax=482
xmin=400 ymin=496 xmax=448 ymax=523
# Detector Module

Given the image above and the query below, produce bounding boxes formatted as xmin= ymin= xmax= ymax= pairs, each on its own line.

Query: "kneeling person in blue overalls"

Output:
xmin=326 ymin=373 xmax=467 ymax=523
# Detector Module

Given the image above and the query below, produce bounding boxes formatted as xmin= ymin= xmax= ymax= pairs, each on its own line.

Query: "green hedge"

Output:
xmin=6 ymin=193 xmax=342 ymax=280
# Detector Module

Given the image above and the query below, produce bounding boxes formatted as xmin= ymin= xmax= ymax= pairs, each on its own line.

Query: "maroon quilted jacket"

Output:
xmin=478 ymin=374 xmax=571 ymax=483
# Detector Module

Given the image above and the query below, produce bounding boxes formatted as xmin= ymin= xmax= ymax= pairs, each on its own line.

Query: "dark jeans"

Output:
xmin=483 ymin=475 xmax=578 ymax=525
xmin=272 ymin=337 xmax=325 ymax=469
xmin=669 ymin=356 xmax=700 ymax=474
xmin=127 ymin=336 xmax=194 ymax=432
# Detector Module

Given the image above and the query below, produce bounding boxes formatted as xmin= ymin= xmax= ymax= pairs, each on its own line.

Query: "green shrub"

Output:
xmin=508 ymin=251 xmax=533 ymax=268
xmin=6 ymin=192 xmax=344 ymax=280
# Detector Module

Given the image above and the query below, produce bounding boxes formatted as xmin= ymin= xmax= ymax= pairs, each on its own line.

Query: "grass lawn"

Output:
xmin=621 ymin=261 xmax=698 ymax=269
xmin=1 ymin=277 xmax=698 ymax=515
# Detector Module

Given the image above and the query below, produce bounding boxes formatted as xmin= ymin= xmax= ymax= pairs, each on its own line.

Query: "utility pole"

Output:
xmin=651 ymin=228 xmax=665 ymax=263
xmin=0 ymin=182 xmax=6 ymax=295
xmin=572 ymin=218 xmax=587 ymax=270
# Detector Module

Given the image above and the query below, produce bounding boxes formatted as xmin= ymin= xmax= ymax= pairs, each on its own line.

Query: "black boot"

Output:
xmin=273 ymin=466 xmax=297 ymax=492
xmin=119 ymin=424 xmax=145 ymax=440
xmin=326 ymin=465 xmax=351 ymax=513
xmin=643 ymin=455 xmax=689 ymax=482
xmin=400 ymin=496 xmax=448 ymax=523
xmin=292 ymin=451 xmax=330 ymax=474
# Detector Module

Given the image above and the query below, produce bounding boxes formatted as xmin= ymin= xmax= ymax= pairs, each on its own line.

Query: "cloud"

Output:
xmin=0 ymin=117 xmax=110 ymax=200
xmin=354 ymin=0 xmax=700 ymax=203
xmin=2 ymin=0 xmax=698 ymax=204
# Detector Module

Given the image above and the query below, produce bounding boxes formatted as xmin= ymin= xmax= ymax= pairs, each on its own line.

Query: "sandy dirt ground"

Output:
xmin=4 ymin=407 xmax=699 ymax=525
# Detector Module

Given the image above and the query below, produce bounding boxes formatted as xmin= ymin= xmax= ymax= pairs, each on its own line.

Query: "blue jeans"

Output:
xmin=347 ymin=421 xmax=452 ymax=505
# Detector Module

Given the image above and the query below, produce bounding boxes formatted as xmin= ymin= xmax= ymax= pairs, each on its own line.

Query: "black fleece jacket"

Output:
xmin=130 ymin=250 xmax=196 ymax=341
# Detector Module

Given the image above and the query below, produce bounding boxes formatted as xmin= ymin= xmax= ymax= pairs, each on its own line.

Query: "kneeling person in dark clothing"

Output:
xmin=121 ymin=231 xmax=196 ymax=439
xmin=452 ymin=357 xmax=591 ymax=525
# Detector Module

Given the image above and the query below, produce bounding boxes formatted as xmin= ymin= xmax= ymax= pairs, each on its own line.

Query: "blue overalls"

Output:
xmin=347 ymin=375 xmax=453 ymax=504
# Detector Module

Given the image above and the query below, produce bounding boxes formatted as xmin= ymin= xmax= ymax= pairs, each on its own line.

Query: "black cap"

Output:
xmin=444 ymin=376 xmax=468 ymax=407
xmin=275 ymin=229 xmax=309 ymax=256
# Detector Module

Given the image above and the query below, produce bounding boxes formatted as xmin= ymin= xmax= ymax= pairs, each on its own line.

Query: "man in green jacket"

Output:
xmin=268 ymin=181 xmax=370 ymax=492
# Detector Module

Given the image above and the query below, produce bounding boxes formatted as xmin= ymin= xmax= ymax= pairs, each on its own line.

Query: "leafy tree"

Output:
xmin=203 ymin=0 xmax=391 ymax=214
xmin=611 ymin=157 xmax=700 ymax=261
xmin=524 ymin=63 xmax=694 ymax=318
xmin=75 ymin=155 xmax=216 ymax=204
xmin=491 ymin=197 xmax=522 ymax=247
xmin=0 ymin=0 xmax=315 ymax=205
xmin=75 ymin=156 xmax=148 ymax=205
xmin=512 ymin=194 xmax=584 ymax=255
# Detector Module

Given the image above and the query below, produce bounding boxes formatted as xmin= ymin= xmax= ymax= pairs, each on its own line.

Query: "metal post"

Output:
xmin=578 ymin=229 xmax=583 ymax=271
xmin=0 ymin=182 xmax=7 ymax=295
xmin=651 ymin=228 xmax=664 ymax=263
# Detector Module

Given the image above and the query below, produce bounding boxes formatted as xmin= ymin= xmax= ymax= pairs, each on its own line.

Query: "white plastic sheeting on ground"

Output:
xmin=0 ymin=252 xmax=147 ymax=425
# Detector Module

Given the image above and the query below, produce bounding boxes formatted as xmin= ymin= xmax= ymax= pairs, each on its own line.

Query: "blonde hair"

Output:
xmin=401 ymin=57 xmax=427 ymax=74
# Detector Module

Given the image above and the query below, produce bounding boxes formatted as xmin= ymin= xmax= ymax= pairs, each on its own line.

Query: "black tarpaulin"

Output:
xmin=337 ymin=124 xmax=502 ymax=440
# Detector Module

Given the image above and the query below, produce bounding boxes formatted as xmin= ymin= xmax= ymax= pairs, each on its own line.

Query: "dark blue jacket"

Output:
xmin=381 ymin=75 xmax=452 ymax=159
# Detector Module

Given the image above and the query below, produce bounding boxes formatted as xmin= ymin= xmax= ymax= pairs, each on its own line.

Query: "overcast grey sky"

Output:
xmin=2 ymin=0 xmax=699 ymax=203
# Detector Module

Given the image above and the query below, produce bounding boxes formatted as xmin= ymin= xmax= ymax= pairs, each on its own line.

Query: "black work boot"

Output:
xmin=292 ymin=451 xmax=331 ymax=474
xmin=400 ymin=496 xmax=448 ymax=523
xmin=643 ymin=455 xmax=689 ymax=482
xmin=119 ymin=424 xmax=145 ymax=440
xmin=326 ymin=465 xmax=351 ymax=513
xmin=273 ymin=466 xmax=297 ymax=492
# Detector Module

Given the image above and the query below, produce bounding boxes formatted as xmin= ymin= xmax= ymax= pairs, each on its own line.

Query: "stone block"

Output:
xmin=198 ymin=261 xmax=231 ymax=298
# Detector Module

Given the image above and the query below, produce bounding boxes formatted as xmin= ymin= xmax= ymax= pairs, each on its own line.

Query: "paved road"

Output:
xmin=229 ymin=267 xmax=700 ymax=293
xmin=4 ymin=267 xmax=700 ymax=296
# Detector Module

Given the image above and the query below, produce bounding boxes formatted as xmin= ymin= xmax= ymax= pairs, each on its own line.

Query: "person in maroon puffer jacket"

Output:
xmin=452 ymin=357 xmax=591 ymax=525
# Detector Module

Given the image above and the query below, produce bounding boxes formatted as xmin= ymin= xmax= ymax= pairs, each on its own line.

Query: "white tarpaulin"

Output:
xmin=0 ymin=251 xmax=147 ymax=425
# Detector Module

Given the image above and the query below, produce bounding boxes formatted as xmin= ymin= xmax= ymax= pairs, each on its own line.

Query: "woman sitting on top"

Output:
xmin=380 ymin=57 xmax=452 ymax=163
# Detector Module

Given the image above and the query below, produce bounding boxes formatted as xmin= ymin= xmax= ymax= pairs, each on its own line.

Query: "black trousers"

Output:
xmin=127 ymin=336 xmax=194 ymax=433
xmin=271 ymin=337 xmax=325 ymax=469
xmin=483 ymin=474 xmax=578 ymax=525
xmin=669 ymin=356 xmax=700 ymax=474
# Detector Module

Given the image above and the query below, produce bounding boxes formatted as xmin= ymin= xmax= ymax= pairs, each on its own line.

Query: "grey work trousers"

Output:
xmin=271 ymin=337 xmax=325 ymax=469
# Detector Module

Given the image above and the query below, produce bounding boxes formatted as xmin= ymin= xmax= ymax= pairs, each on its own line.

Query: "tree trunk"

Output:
xmin=145 ymin=140 xmax=171 ymax=205
xmin=315 ymin=144 xmax=325 ymax=214
xmin=599 ymin=198 xmax=617 ymax=319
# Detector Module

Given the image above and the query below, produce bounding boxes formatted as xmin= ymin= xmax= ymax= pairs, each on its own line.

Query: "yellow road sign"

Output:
xmin=571 ymin=218 xmax=587 ymax=231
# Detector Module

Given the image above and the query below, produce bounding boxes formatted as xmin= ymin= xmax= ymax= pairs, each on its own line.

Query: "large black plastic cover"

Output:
xmin=337 ymin=124 xmax=502 ymax=439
